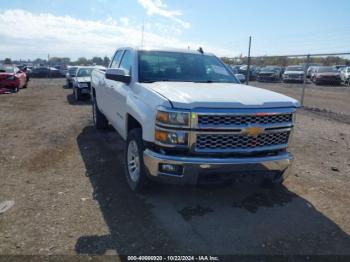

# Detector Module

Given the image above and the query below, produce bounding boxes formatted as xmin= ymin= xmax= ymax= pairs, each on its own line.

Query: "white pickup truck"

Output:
xmin=91 ymin=47 xmax=299 ymax=192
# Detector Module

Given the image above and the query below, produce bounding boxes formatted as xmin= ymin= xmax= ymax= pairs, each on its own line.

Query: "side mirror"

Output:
xmin=106 ymin=68 xmax=131 ymax=84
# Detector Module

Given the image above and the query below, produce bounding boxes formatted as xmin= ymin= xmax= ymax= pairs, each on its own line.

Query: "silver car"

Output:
xmin=340 ymin=66 xmax=350 ymax=85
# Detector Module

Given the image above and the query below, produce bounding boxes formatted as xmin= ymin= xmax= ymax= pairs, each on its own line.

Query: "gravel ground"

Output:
xmin=251 ymin=81 xmax=350 ymax=119
xmin=0 ymin=79 xmax=350 ymax=258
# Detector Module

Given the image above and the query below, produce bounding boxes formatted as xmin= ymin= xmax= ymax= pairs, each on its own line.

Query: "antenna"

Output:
xmin=197 ymin=47 xmax=204 ymax=54
xmin=141 ymin=18 xmax=145 ymax=48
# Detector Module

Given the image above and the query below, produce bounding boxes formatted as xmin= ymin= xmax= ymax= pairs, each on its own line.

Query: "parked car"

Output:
xmin=257 ymin=66 xmax=283 ymax=82
xmin=72 ymin=66 xmax=105 ymax=100
xmin=53 ymin=65 xmax=68 ymax=77
xmin=238 ymin=65 xmax=257 ymax=81
xmin=283 ymin=66 xmax=305 ymax=83
xmin=0 ymin=64 xmax=28 ymax=93
xmin=340 ymin=66 xmax=350 ymax=85
xmin=30 ymin=67 xmax=62 ymax=78
xmin=65 ymin=66 xmax=78 ymax=88
xmin=91 ymin=47 xmax=299 ymax=192
xmin=307 ymin=66 xmax=318 ymax=79
xmin=312 ymin=66 xmax=341 ymax=85
xmin=229 ymin=66 xmax=246 ymax=83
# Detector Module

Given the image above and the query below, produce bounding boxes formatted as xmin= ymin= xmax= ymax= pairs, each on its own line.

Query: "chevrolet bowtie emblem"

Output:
xmin=241 ymin=127 xmax=265 ymax=137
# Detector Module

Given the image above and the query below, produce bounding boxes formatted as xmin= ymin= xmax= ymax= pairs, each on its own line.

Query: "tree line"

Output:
xmin=46 ymin=56 xmax=111 ymax=67
xmin=2 ymin=56 xmax=111 ymax=67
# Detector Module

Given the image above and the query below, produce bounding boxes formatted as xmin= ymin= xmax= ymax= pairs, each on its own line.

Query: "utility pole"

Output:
xmin=48 ymin=54 xmax=50 ymax=78
xmin=301 ymin=54 xmax=310 ymax=106
xmin=246 ymin=36 xmax=252 ymax=85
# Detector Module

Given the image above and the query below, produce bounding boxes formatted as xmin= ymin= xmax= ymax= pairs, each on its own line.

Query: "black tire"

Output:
xmin=92 ymin=96 xmax=108 ymax=129
xmin=13 ymin=86 xmax=19 ymax=93
xmin=74 ymin=88 xmax=81 ymax=101
xmin=124 ymin=128 xmax=149 ymax=192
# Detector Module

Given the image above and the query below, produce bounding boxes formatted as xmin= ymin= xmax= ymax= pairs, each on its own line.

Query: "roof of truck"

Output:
xmin=119 ymin=46 xmax=215 ymax=56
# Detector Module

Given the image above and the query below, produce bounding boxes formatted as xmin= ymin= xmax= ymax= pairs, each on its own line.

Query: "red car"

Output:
xmin=0 ymin=64 xmax=28 ymax=93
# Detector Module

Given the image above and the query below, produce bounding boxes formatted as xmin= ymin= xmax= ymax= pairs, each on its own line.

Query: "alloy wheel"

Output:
xmin=127 ymin=140 xmax=140 ymax=182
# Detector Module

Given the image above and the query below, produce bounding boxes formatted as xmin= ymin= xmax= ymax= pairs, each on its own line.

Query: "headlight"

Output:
xmin=156 ymin=109 xmax=190 ymax=127
xmin=155 ymin=129 xmax=188 ymax=147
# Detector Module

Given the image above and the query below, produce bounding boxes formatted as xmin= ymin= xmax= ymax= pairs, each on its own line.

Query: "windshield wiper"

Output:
xmin=141 ymin=79 xmax=171 ymax=83
xmin=193 ymin=80 xmax=214 ymax=83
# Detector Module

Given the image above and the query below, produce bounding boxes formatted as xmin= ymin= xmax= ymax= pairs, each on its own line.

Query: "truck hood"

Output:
xmin=75 ymin=77 xmax=91 ymax=83
xmin=317 ymin=72 xmax=340 ymax=77
xmin=143 ymin=82 xmax=300 ymax=109
xmin=0 ymin=73 xmax=14 ymax=79
xmin=284 ymin=71 xmax=304 ymax=75
xmin=258 ymin=70 xmax=278 ymax=74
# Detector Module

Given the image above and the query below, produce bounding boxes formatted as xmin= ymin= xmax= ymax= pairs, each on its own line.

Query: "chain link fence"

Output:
xmin=225 ymin=52 xmax=350 ymax=121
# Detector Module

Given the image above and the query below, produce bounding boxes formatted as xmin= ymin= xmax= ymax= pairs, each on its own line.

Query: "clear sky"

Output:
xmin=0 ymin=0 xmax=349 ymax=60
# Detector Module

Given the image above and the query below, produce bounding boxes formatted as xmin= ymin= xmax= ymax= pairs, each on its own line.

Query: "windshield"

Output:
xmin=286 ymin=66 xmax=304 ymax=71
xmin=138 ymin=51 xmax=238 ymax=83
xmin=0 ymin=65 xmax=14 ymax=73
xmin=68 ymin=67 xmax=78 ymax=76
xmin=318 ymin=67 xmax=338 ymax=73
xmin=77 ymin=68 xmax=93 ymax=77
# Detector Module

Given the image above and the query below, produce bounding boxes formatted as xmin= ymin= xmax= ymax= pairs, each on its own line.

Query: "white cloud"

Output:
xmin=0 ymin=9 xmax=233 ymax=60
xmin=119 ymin=17 xmax=129 ymax=26
xmin=137 ymin=0 xmax=190 ymax=29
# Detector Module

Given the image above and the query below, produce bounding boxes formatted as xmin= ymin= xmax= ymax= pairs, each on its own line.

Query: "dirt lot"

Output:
xmin=1 ymin=79 xmax=350 ymax=258
xmin=251 ymin=81 xmax=350 ymax=121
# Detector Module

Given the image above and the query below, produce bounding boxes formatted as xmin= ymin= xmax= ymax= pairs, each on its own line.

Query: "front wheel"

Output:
xmin=124 ymin=129 xmax=149 ymax=192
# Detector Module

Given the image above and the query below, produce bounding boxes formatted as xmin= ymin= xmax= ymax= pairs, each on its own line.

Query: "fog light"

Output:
xmin=159 ymin=164 xmax=183 ymax=176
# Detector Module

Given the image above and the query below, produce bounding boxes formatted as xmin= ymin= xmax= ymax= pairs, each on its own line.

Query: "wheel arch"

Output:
xmin=127 ymin=114 xmax=142 ymax=134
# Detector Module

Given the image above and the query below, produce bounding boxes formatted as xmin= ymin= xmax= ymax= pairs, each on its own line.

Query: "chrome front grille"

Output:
xmin=198 ymin=114 xmax=292 ymax=127
xmin=195 ymin=131 xmax=290 ymax=152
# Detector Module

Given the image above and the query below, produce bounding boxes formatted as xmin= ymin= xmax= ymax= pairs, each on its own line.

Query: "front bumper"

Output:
xmin=78 ymin=87 xmax=91 ymax=94
xmin=0 ymin=80 xmax=17 ymax=89
xmin=143 ymin=149 xmax=293 ymax=185
xmin=315 ymin=78 xmax=341 ymax=84
xmin=257 ymin=75 xmax=280 ymax=82
xmin=283 ymin=75 xmax=304 ymax=82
